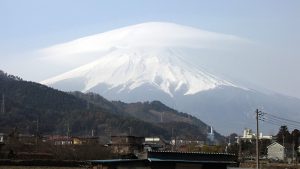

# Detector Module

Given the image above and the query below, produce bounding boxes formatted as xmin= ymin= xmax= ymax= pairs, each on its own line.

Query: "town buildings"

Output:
xmin=236 ymin=128 xmax=273 ymax=143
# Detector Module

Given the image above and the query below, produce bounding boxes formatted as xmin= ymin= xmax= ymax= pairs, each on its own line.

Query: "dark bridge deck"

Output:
xmin=89 ymin=151 xmax=239 ymax=169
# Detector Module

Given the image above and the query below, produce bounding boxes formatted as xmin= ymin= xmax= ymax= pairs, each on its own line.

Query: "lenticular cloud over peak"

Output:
xmin=38 ymin=22 xmax=248 ymax=64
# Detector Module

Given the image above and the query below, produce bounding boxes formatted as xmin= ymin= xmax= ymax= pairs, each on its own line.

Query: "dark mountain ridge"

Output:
xmin=0 ymin=70 xmax=221 ymax=142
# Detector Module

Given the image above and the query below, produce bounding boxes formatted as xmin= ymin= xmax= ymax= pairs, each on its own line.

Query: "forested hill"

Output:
xmin=71 ymin=92 xmax=223 ymax=141
xmin=0 ymin=70 xmax=222 ymax=142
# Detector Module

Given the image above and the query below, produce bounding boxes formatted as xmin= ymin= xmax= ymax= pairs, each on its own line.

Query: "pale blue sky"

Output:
xmin=0 ymin=0 xmax=300 ymax=98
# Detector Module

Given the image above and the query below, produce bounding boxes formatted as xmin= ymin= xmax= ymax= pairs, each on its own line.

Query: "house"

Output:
xmin=144 ymin=137 xmax=168 ymax=151
xmin=79 ymin=136 xmax=99 ymax=145
xmin=46 ymin=135 xmax=100 ymax=145
xmin=47 ymin=135 xmax=73 ymax=145
xmin=267 ymin=142 xmax=285 ymax=161
xmin=18 ymin=134 xmax=37 ymax=145
xmin=72 ymin=136 xmax=99 ymax=145
xmin=171 ymin=138 xmax=204 ymax=146
xmin=109 ymin=135 xmax=144 ymax=155
xmin=73 ymin=137 xmax=83 ymax=145
xmin=170 ymin=138 xmax=205 ymax=152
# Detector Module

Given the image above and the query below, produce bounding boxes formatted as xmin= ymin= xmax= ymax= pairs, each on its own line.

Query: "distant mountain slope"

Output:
xmin=0 ymin=70 xmax=219 ymax=142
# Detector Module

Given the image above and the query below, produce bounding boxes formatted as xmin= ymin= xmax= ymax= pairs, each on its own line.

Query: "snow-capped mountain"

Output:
xmin=42 ymin=47 xmax=238 ymax=97
xmin=41 ymin=22 xmax=300 ymax=134
xmin=41 ymin=22 xmax=244 ymax=96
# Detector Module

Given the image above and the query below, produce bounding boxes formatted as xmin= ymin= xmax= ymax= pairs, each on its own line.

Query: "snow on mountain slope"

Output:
xmin=41 ymin=22 xmax=245 ymax=97
xmin=41 ymin=47 xmax=238 ymax=97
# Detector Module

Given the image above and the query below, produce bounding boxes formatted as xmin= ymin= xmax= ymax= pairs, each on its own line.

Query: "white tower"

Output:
xmin=207 ymin=126 xmax=215 ymax=143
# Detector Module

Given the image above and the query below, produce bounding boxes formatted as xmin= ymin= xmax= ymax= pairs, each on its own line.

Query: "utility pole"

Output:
xmin=67 ymin=121 xmax=70 ymax=138
xmin=35 ymin=118 xmax=39 ymax=152
xmin=238 ymin=136 xmax=242 ymax=160
xmin=128 ymin=127 xmax=132 ymax=136
xmin=171 ymin=128 xmax=174 ymax=151
xmin=105 ymin=126 xmax=112 ymax=141
xmin=36 ymin=118 xmax=39 ymax=137
xmin=256 ymin=109 xmax=260 ymax=169
xmin=160 ymin=112 xmax=164 ymax=123
xmin=87 ymin=101 xmax=90 ymax=110
xmin=283 ymin=135 xmax=285 ymax=160
xmin=1 ymin=94 xmax=5 ymax=114
xmin=292 ymin=134 xmax=295 ymax=164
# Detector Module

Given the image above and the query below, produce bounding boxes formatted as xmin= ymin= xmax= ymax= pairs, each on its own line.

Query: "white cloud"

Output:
xmin=36 ymin=22 xmax=250 ymax=66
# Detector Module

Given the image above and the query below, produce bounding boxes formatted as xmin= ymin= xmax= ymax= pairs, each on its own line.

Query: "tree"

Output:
xmin=276 ymin=125 xmax=292 ymax=145
xmin=291 ymin=129 xmax=300 ymax=152
xmin=227 ymin=133 xmax=238 ymax=144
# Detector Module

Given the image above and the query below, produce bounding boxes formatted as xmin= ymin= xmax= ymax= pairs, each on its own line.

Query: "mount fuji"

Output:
xmin=41 ymin=22 xmax=300 ymax=134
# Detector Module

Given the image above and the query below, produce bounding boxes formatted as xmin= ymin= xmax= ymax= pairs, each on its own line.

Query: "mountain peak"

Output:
xmin=41 ymin=46 xmax=236 ymax=97
xmin=40 ymin=22 xmax=244 ymax=97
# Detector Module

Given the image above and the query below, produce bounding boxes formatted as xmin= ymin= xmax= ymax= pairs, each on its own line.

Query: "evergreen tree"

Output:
xmin=291 ymin=129 xmax=300 ymax=151
xmin=276 ymin=125 xmax=292 ymax=145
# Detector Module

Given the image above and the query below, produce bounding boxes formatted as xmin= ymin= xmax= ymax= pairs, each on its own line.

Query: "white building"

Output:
xmin=242 ymin=128 xmax=255 ymax=139
xmin=0 ymin=133 xmax=4 ymax=143
xmin=236 ymin=128 xmax=273 ymax=143
xmin=267 ymin=142 xmax=285 ymax=161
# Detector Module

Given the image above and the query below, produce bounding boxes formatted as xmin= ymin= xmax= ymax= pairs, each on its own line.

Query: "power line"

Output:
xmin=260 ymin=118 xmax=295 ymax=128
xmin=258 ymin=111 xmax=300 ymax=129
xmin=264 ymin=112 xmax=300 ymax=125
xmin=261 ymin=116 xmax=300 ymax=128
xmin=260 ymin=116 xmax=289 ymax=125
xmin=263 ymin=118 xmax=300 ymax=128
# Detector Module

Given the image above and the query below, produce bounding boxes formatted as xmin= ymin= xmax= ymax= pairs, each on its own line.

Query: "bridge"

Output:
xmin=89 ymin=151 xmax=239 ymax=169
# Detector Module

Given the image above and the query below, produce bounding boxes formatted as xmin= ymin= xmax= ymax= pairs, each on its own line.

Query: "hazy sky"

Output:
xmin=0 ymin=0 xmax=300 ymax=98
